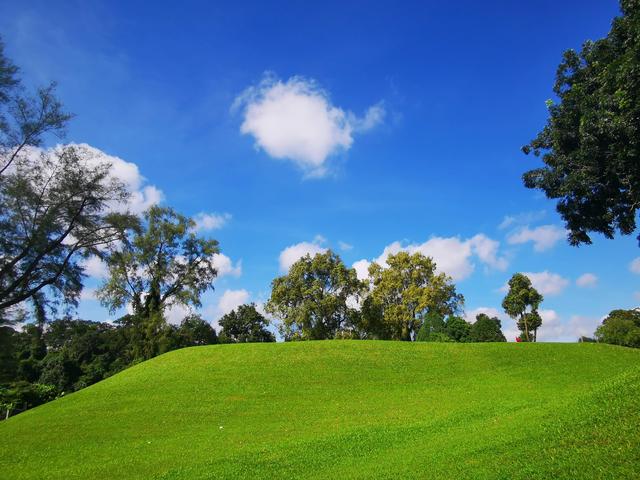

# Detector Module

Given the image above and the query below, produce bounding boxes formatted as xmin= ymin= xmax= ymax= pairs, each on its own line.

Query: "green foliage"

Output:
xmin=219 ymin=304 xmax=275 ymax=343
xmin=522 ymin=2 xmax=640 ymax=246
xmin=415 ymin=312 xmax=446 ymax=342
xmin=0 ymin=39 xmax=136 ymax=320
xmin=469 ymin=313 xmax=507 ymax=342
xmin=595 ymin=309 xmax=640 ymax=348
xmin=1 ymin=342 xmax=639 ymax=479
xmin=367 ymin=252 xmax=464 ymax=341
xmin=445 ymin=316 xmax=471 ymax=342
xmin=266 ymin=251 xmax=363 ymax=340
xmin=176 ymin=314 xmax=218 ymax=347
xmin=502 ymin=273 xmax=543 ymax=342
xmin=98 ymin=206 xmax=219 ymax=359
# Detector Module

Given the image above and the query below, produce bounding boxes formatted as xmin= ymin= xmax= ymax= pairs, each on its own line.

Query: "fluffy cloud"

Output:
xmin=81 ymin=256 xmax=110 ymax=279
xmin=630 ymin=257 xmax=640 ymax=274
xmin=576 ymin=273 xmax=598 ymax=288
xmin=64 ymin=143 xmax=164 ymax=214
xmin=193 ymin=212 xmax=231 ymax=232
xmin=352 ymin=259 xmax=371 ymax=281
xmin=537 ymin=311 xmax=600 ymax=342
xmin=216 ymin=289 xmax=250 ymax=317
xmin=279 ymin=239 xmax=328 ymax=272
xmin=507 ymin=225 xmax=566 ymax=252
xmin=523 ymin=271 xmax=570 ymax=296
xmin=353 ymin=234 xmax=507 ymax=282
xmin=234 ymin=74 xmax=384 ymax=177
xmin=212 ymin=253 xmax=242 ymax=278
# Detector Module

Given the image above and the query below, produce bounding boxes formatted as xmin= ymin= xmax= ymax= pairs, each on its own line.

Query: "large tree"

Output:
xmin=469 ymin=313 xmax=507 ymax=342
xmin=0 ymin=38 xmax=133 ymax=322
xmin=218 ymin=303 xmax=275 ymax=343
xmin=366 ymin=252 xmax=464 ymax=341
xmin=266 ymin=251 xmax=363 ymax=340
xmin=97 ymin=206 xmax=219 ymax=359
xmin=522 ymin=1 xmax=640 ymax=246
xmin=595 ymin=308 xmax=640 ymax=348
xmin=502 ymin=273 xmax=543 ymax=342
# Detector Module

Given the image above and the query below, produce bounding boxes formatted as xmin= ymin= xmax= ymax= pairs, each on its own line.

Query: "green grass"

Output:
xmin=1 ymin=341 xmax=640 ymax=479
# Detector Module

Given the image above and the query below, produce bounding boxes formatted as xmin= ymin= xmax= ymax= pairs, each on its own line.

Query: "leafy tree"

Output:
xmin=427 ymin=332 xmax=453 ymax=343
xmin=98 ymin=206 xmax=219 ymax=359
xmin=502 ymin=273 xmax=543 ymax=342
xmin=367 ymin=252 xmax=464 ymax=341
xmin=218 ymin=304 xmax=275 ymax=343
xmin=266 ymin=251 xmax=363 ymax=340
xmin=445 ymin=316 xmax=471 ymax=342
xmin=519 ymin=311 xmax=543 ymax=342
xmin=415 ymin=311 xmax=446 ymax=342
xmin=522 ymin=1 xmax=640 ymax=246
xmin=176 ymin=314 xmax=218 ymax=346
xmin=0 ymin=39 xmax=135 ymax=320
xmin=595 ymin=309 xmax=640 ymax=348
xmin=469 ymin=313 xmax=506 ymax=342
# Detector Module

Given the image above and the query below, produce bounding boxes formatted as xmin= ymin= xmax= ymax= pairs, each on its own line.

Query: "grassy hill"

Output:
xmin=1 ymin=341 xmax=639 ymax=479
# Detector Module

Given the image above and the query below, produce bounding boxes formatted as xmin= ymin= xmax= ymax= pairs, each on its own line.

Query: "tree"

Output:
xmin=218 ymin=304 xmax=275 ymax=343
xmin=502 ymin=273 xmax=543 ymax=342
xmin=469 ymin=313 xmax=506 ymax=342
xmin=176 ymin=314 xmax=218 ymax=347
xmin=0 ymin=40 xmax=134 ymax=321
xmin=367 ymin=252 xmax=464 ymax=341
xmin=415 ymin=311 xmax=446 ymax=342
xmin=595 ymin=309 xmax=640 ymax=348
xmin=522 ymin=1 xmax=640 ymax=246
xmin=445 ymin=316 xmax=471 ymax=342
xmin=97 ymin=206 xmax=219 ymax=359
xmin=265 ymin=251 xmax=363 ymax=340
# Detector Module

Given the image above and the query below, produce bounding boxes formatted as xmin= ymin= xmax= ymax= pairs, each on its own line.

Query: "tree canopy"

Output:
xmin=366 ymin=252 xmax=464 ymax=341
xmin=469 ymin=313 xmax=507 ymax=342
xmin=266 ymin=251 xmax=363 ymax=340
xmin=595 ymin=308 xmax=640 ymax=348
xmin=522 ymin=1 xmax=640 ymax=246
xmin=218 ymin=303 xmax=275 ymax=343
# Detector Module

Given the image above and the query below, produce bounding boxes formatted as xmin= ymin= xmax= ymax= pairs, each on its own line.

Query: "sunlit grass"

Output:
xmin=1 ymin=341 xmax=639 ymax=479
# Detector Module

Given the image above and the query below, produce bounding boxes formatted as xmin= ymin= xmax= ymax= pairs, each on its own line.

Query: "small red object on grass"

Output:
xmin=515 ymin=337 xmax=522 ymax=343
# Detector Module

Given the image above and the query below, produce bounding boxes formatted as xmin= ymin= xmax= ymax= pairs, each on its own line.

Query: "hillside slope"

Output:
xmin=1 ymin=341 xmax=639 ymax=479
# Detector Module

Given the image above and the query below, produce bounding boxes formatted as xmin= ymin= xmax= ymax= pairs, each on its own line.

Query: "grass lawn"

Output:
xmin=1 ymin=341 xmax=639 ymax=479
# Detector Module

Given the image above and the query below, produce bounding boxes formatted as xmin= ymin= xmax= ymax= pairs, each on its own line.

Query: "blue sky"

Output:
xmin=2 ymin=0 xmax=638 ymax=340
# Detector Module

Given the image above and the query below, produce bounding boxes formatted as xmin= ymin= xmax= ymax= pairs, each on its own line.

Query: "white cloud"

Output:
xmin=279 ymin=240 xmax=327 ymax=272
xmin=165 ymin=304 xmax=192 ymax=326
xmin=234 ymin=74 xmax=384 ymax=177
xmin=498 ymin=210 xmax=546 ymax=230
xmin=81 ymin=256 xmax=109 ymax=279
xmin=338 ymin=241 xmax=353 ymax=252
xmin=354 ymin=233 xmax=508 ymax=282
xmin=523 ymin=271 xmax=570 ymax=296
xmin=216 ymin=289 xmax=250 ymax=317
xmin=212 ymin=253 xmax=242 ymax=278
xmin=507 ymin=225 xmax=566 ymax=252
xmin=630 ymin=257 xmax=640 ymax=274
xmin=64 ymin=143 xmax=164 ymax=214
xmin=193 ymin=212 xmax=231 ymax=232
xmin=576 ymin=273 xmax=598 ymax=288
xmin=352 ymin=259 xmax=371 ymax=281
xmin=537 ymin=311 xmax=600 ymax=342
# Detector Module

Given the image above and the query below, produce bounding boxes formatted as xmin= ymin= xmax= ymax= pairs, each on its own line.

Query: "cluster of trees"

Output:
xmin=265 ymin=250 xmax=466 ymax=341
xmin=0 ymin=40 xmax=275 ymax=418
xmin=264 ymin=249 xmax=518 ymax=343
xmin=0 ymin=304 xmax=274 ymax=417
